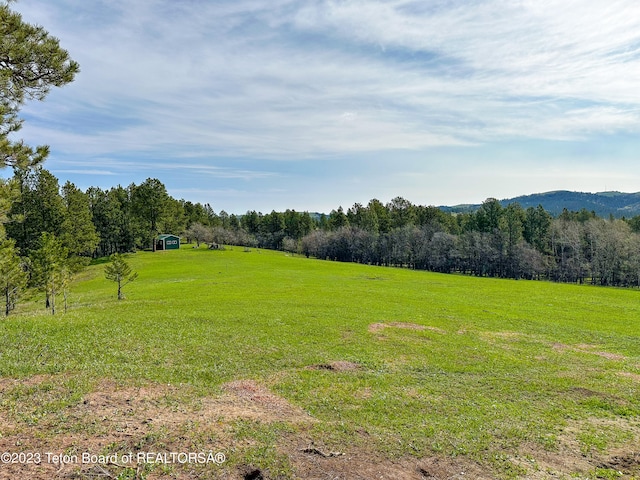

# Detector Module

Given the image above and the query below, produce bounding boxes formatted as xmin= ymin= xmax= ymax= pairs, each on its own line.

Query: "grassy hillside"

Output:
xmin=1 ymin=247 xmax=639 ymax=479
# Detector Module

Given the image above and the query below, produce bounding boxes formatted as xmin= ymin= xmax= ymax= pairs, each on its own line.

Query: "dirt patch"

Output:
xmin=514 ymin=442 xmax=595 ymax=479
xmin=369 ymin=322 xmax=446 ymax=334
xmin=0 ymin=371 xmax=498 ymax=480
xmin=570 ymin=386 xmax=604 ymax=398
xmin=221 ymin=379 xmax=312 ymax=421
xmin=78 ymin=379 xmax=311 ymax=427
xmin=288 ymin=445 xmax=492 ymax=480
xmin=0 ymin=374 xmax=59 ymax=391
xmin=513 ymin=418 xmax=640 ymax=479
xmin=599 ymin=452 xmax=640 ymax=474
xmin=0 ymin=375 xmax=312 ymax=480
xmin=307 ymin=361 xmax=361 ymax=372
xmin=369 ymin=322 xmax=425 ymax=333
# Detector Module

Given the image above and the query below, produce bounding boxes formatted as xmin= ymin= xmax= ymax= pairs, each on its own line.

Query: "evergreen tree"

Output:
xmin=104 ymin=253 xmax=138 ymax=300
xmin=501 ymin=203 xmax=525 ymax=277
xmin=0 ymin=177 xmax=17 ymax=238
xmin=523 ymin=205 xmax=552 ymax=253
xmin=61 ymin=181 xmax=99 ymax=258
xmin=182 ymin=200 xmax=210 ymax=228
xmin=7 ymin=167 xmax=65 ymax=251
xmin=131 ymin=178 xmax=169 ymax=250
xmin=367 ymin=199 xmax=391 ymax=233
xmin=0 ymin=238 xmax=27 ymax=316
xmin=158 ymin=197 xmax=186 ymax=235
xmin=475 ymin=198 xmax=503 ymax=233
xmin=328 ymin=206 xmax=348 ymax=230
xmin=218 ymin=210 xmax=230 ymax=229
xmin=388 ymin=196 xmax=416 ymax=229
xmin=203 ymin=203 xmax=220 ymax=226
xmin=242 ymin=210 xmax=261 ymax=235
xmin=111 ymin=185 xmax=137 ymax=253
xmin=0 ymin=1 xmax=79 ymax=170
xmin=30 ymin=232 xmax=68 ymax=314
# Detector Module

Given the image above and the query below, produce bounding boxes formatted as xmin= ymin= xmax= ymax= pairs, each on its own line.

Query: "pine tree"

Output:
xmin=61 ymin=181 xmax=99 ymax=258
xmin=30 ymin=232 xmax=67 ymax=314
xmin=0 ymin=238 xmax=27 ymax=316
xmin=7 ymin=167 xmax=66 ymax=251
xmin=0 ymin=1 xmax=79 ymax=170
xmin=104 ymin=254 xmax=138 ymax=300
xmin=131 ymin=179 xmax=169 ymax=251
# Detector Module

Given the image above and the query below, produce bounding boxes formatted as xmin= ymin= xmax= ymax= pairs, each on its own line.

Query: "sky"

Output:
xmin=8 ymin=0 xmax=640 ymax=213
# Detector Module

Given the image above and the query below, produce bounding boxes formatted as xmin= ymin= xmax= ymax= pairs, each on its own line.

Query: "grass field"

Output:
xmin=1 ymin=246 xmax=639 ymax=479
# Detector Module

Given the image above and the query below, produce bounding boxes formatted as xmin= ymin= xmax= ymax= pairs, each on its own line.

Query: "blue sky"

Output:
xmin=9 ymin=0 xmax=640 ymax=213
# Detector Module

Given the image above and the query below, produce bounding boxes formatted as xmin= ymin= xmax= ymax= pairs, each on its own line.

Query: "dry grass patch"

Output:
xmin=221 ymin=380 xmax=313 ymax=423
xmin=551 ymin=342 xmax=628 ymax=361
xmin=618 ymin=372 xmax=640 ymax=382
xmin=368 ymin=322 xmax=446 ymax=334
xmin=512 ymin=417 xmax=640 ymax=479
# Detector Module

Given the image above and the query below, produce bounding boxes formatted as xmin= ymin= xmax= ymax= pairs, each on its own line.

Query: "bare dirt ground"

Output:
xmin=0 ymin=375 xmax=638 ymax=479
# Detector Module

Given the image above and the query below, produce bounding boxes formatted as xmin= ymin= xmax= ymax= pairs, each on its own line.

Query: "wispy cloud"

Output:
xmin=53 ymin=169 xmax=116 ymax=176
xmin=55 ymin=158 xmax=278 ymax=180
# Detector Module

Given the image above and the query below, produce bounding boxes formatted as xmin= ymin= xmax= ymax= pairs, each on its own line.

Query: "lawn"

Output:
xmin=0 ymin=246 xmax=638 ymax=479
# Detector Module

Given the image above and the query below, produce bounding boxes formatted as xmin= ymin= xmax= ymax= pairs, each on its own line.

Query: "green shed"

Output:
xmin=156 ymin=234 xmax=180 ymax=251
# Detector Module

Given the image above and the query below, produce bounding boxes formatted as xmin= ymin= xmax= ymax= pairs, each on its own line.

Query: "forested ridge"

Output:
xmin=441 ymin=190 xmax=640 ymax=218
xmin=4 ymin=165 xmax=640 ymax=317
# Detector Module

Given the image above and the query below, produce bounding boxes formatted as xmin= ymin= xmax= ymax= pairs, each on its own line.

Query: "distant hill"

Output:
xmin=440 ymin=191 xmax=640 ymax=218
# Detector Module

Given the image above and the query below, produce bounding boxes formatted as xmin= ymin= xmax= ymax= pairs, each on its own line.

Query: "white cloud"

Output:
xmin=9 ymin=0 xmax=640 ymax=210
xmin=16 ymin=0 xmax=640 ymax=157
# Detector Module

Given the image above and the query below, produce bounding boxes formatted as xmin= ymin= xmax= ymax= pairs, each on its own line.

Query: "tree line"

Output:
xmin=295 ymin=200 xmax=640 ymax=288
xmin=182 ymin=194 xmax=640 ymax=289
xmin=4 ymin=166 xmax=640 ymax=316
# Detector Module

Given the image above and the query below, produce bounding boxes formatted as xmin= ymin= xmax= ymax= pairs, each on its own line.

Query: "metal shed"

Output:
xmin=156 ymin=234 xmax=180 ymax=250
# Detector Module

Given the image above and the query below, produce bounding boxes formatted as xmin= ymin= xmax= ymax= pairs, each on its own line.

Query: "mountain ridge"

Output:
xmin=439 ymin=190 xmax=640 ymax=218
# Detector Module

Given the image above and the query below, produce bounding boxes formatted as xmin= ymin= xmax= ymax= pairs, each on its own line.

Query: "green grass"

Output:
xmin=1 ymin=245 xmax=639 ymax=478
